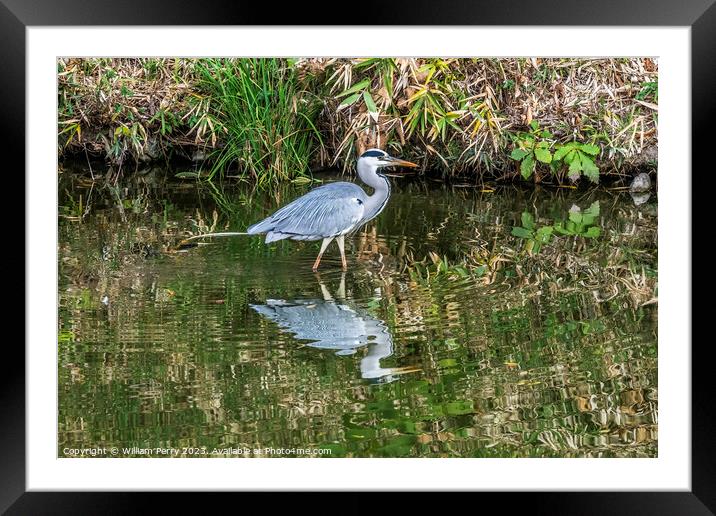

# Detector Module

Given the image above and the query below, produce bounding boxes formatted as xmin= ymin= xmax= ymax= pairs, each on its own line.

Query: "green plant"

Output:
xmin=336 ymin=78 xmax=379 ymax=115
xmin=512 ymin=201 xmax=601 ymax=254
xmin=407 ymin=252 xmax=486 ymax=284
xmin=552 ymin=142 xmax=600 ymax=183
xmin=197 ymin=58 xmax=324 ymax=185
xmin=500 ymin=79 xmax=515 ymax=90
xmin=510 ymin=120 xmax=553 ymax=180
xmin=511 ymin=211 xmax=554 ymax=254
xmin=553 ymin=201 xmax=601 ymax=238
xmin=636 ymin=81 xmax=658 ymax=102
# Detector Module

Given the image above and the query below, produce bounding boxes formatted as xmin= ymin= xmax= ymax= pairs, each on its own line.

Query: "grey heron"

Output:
xmin=246 ymin=149 xmax=418 ymax=270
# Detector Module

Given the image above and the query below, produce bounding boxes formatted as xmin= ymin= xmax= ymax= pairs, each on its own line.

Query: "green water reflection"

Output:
xmin=58 ymin=166 xmax=657 ymax=458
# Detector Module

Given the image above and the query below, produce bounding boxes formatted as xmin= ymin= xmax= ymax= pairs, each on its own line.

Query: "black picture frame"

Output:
xmin=7 ymin=0 xmax=707 ymax=513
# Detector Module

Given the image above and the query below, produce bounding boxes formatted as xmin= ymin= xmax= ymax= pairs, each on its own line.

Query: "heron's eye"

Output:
xmin=355 ymin=198 xmax=363 ymax=205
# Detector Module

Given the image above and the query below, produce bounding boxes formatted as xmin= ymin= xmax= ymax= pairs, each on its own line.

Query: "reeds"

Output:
xmin=196 ymin=58 xmax=324 ymax=185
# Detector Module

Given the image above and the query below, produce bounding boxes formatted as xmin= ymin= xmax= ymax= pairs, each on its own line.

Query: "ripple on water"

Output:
xmin=58 ymin=173 xmax=657 ymax=457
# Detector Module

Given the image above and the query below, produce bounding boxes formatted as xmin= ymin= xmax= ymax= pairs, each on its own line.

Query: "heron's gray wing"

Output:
xmin=250 ymin=299 xmax=371 ymax=350
xmin=247 ymin=183 xmax=366 ymax=242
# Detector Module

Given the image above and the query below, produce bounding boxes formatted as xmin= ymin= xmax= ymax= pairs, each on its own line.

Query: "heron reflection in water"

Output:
xmin=250 ymin=274 xmax=418 ymax=383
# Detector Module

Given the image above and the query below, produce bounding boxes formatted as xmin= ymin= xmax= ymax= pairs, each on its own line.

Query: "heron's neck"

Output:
xmin=359 ymin=319 xmax=394 ymax=379
xmin=358 ymin=162 xmax=391 ymax=223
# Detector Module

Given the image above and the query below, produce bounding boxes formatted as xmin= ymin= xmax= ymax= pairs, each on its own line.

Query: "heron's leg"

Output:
xmin=337 ymin=272 xmax=346 ymax=299
xmin=336 ymin=235 xmax=347 ymax=270
xmin=312 ymin=237 xmax=334 ymax=271
xmin=314 ymin=273 xmax=333 ymax=301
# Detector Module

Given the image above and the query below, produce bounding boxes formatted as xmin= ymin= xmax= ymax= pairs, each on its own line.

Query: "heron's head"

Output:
xmin=358 ymin=149 xmax=418 ymax=172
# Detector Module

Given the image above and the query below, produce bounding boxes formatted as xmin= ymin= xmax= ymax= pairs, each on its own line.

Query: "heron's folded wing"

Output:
xmin=248 ymin=183 xmax=366 ymax=240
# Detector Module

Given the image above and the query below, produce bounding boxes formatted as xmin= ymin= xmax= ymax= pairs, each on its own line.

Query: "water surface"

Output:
xmin=58 ymin=166 xmax=658 ymax=458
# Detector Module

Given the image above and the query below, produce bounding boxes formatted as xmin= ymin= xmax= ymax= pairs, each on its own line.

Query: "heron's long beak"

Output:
xmin=385 ymin=157 xmax=419 ymax=168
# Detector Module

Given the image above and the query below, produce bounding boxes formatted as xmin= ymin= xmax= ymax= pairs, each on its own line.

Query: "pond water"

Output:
xmin=58 ymin=165 xmax=658 ymax=458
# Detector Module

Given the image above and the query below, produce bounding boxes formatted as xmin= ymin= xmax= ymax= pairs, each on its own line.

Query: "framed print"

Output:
xmin=7 ymin=0 xmax=709 ymax=512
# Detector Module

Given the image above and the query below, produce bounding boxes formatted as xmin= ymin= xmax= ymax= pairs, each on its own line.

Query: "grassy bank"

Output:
xmin=58 ymin=58 xmax=658 ymax=184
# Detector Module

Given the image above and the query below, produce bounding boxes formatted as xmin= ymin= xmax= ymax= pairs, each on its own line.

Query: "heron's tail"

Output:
xmin=246 ymin=218 xmax=272 ymax=235
xmin=247 ymin=218 xmax=293 ymax=243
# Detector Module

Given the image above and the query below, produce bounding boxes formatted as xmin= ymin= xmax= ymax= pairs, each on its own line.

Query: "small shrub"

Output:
xmin=509 ymin=121 xmax=553 ymax=180
xmin=552 ymin=142 xmax=601 ymax=183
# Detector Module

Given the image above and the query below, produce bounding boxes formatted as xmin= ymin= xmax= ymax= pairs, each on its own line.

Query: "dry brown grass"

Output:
xmin=58 ymin=58 xmax=221 ymax=165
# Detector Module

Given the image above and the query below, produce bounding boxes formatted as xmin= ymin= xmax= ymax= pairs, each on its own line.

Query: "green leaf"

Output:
xmin=553 ymin=222 xmax=571 ymax=235
xmin=338 ymin=92 xmax=361 ymax=108
xmin=568 ymin=210 xmax=583 ymax=224
xmin=584 ymin=226 xmax=601 ymax=238
xmin=579 ymin=143 xmax=600 ymax=155
xmin=581 ymin=201 xmax=600 ymax=225
xmin=534 ymin=146 xmax=552 ymax=164
xmin=511 ymin=226 xmax=534 ymax=239
xmin=553 ymin=144 xmax=574 ymax=162
xmin=363 ymin=90 xmax=378 ymax=113
xmin=524 ymin=135 xmax=536 ymax=146
xmin=568 ymin=156 xmax=582 ymax=181
xmin=580 ymin=154 xmax=600 ymax=183
xmin=530 ymin=120 xmax=539 ymax=131
xmin=291 ymin=176 xmax=313 ymax=184
xmin=520 ymin=155 xmax=535 ymax=179
xmin=541 ymin=130 xmax=553 ymax=139
xmin=584 ymin=201 xmax=600 ymax=218
xmin=336 ymin=78 xmax=370 ymax=98
xmin=510 ymin=148 xmax=530 ymax=160
xmin=535 ymin=225 xmax=553 ymax=243
xmin=521 ymin=211 xmax=535 ymax=230
xmin=564 ymin=149 xmax=578 ymax=164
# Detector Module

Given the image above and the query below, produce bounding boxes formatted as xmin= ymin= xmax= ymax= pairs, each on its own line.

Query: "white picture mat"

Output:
xmin=28 ymin=26 xmax=690 ymax=490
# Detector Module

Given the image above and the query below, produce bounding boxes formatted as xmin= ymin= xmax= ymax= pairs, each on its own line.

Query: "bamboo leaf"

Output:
xmin=363 ymin=90 xmax=378 ymax=113
xmin=338 ymin=92 xmax=361 ymax=109
xmin=336 ymin=79 xmax=370 ymax=98
xmin=407 ymin=88 xmax=429 ymax=103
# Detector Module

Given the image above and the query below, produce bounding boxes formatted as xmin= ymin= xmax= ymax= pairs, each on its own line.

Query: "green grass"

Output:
xmin=196 ymin=58 xmax=324 ymax=186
